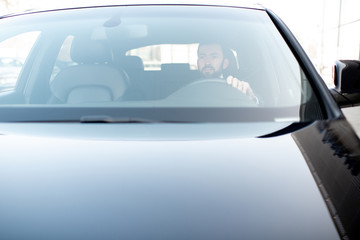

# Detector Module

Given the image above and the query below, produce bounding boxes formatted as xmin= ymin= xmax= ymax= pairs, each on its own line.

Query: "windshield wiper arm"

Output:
xmin=79 ymin=115 xmax=190 ymax=123
xmin=80 ymin=115 xmax=156 ymax=123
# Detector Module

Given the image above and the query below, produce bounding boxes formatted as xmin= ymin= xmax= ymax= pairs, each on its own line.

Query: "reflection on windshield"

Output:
xmin=0 ymin=6 xmax=323 ymax=122
xmin=292 ymin=120 xmax=360 ymax=239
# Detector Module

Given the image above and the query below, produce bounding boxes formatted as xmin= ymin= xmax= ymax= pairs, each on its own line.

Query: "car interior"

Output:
xmin=49 ymin=37 xmax=129 ymax=104
xmin=0 ymin=6 xmax=325 ymax=122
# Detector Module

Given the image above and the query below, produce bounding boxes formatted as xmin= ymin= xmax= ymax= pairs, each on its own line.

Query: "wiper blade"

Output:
xmin=80 ymin=115 xmax=155 ymax=123
xmin=7 ymin=116 xmax=193 ymax=123
xmin=79 ymin=115 xmax=190 ymax=123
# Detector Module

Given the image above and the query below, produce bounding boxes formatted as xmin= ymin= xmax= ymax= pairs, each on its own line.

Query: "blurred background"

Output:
xmin=263 ymin=0 xmax=360 ymax=87
xmin=1 ymin=0 xmax=359 ymax=87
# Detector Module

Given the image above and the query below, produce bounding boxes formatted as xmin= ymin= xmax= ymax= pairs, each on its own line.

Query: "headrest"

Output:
xmin=121 ymin=55 xmax=144 ymax=71
xmin=222 ymin=47 xmax=239 ymax=78
xmin=70 ymin=37 xmax=112 ymax=64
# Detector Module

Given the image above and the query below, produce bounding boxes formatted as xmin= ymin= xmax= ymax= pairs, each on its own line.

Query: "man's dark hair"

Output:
xmin=197 ymin=42 xmax=224 ymax=56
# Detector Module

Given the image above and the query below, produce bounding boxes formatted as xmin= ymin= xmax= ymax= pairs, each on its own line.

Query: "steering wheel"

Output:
xmin=165 ymin=78 xmax=257 ymax=107
xmin=185 ymin=78 xmax=228 ymax=86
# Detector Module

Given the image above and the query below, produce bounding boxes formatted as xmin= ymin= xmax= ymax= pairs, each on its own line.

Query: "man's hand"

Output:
xmin=226 ymin=76 xmax=259 ymax=104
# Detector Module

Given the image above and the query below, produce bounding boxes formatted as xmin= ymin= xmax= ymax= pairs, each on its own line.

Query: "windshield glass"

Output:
xmin=0 ymin=5 xmax=323 ymax=122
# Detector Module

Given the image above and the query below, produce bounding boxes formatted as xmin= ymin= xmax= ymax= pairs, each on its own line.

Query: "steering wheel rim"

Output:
xmin=165 ymin=78 xmax=257 ymax=107
xmin=185 ymin=78 xmax=228 ymax=86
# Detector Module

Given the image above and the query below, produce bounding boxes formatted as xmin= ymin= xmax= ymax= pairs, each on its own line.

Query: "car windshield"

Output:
xmin=0 ymin=5 xmax=324 ymax=123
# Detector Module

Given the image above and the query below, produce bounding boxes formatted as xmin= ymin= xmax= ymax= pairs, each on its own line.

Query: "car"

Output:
xmin=0 ymin=1 xmax=359 ymax=239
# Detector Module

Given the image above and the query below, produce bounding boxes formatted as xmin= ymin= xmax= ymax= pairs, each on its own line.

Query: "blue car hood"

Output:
xmin=0 ymin=122 xmax=339 ymax=239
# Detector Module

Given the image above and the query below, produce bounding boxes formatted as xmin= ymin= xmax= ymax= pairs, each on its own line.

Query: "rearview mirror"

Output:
xmin=330 ymin=60 xmax=360 ymax=108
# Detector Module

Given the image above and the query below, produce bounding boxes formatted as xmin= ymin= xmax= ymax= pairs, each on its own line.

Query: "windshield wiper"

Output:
xmin=7 ymin=116 xmax=194 ymax=123
xmin=79 ymin=115 xmax=190 ymax=123
xmin=80 ymin=115 xmax=156 ymax=123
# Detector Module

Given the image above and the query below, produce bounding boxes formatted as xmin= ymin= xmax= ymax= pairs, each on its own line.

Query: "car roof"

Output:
xmin=67 ymin=0 xmax=265 ymax=9
xmin=1 ymin=0 xmax=265 ymax=18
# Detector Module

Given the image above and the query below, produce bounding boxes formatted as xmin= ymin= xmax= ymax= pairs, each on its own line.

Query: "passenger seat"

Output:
xmin=50 ymin=37 xmax=128 ymax=104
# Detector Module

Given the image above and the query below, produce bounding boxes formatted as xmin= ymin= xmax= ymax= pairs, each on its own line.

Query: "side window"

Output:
xmin=126 ymin=44 xmax=199 ymax=70
xmin=0 ymin=32 xmax=39 ymax=92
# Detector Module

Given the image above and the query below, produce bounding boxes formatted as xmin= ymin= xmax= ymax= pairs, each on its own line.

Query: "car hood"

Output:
xmin=0 ymin=122 xmax=339 ymax=239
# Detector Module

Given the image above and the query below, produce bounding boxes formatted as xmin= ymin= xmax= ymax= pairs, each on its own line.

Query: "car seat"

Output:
xmin=50 ymin=37 xmax=128 ymax=104
xmin=119 ymin=55 xmax=144 ymax=80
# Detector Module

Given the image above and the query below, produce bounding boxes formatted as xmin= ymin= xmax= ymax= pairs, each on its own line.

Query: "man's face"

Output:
xmin=197 ymin=44 xmax=229 ymax=78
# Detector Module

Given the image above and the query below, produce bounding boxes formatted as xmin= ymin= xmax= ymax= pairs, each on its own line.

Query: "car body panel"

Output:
xmin=0 ymin=122 xmax=340 ymax=239
xmin=293 ymin=120 xmax=360 ymax=240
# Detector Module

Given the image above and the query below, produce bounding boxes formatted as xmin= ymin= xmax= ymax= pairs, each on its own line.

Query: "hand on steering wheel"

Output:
xmin=226 ymin=76 xmax=259 ymax=104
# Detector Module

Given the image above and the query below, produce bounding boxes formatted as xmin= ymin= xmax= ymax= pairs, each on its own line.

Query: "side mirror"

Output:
xmin=330 ymin=60 xmax=360 ymax=108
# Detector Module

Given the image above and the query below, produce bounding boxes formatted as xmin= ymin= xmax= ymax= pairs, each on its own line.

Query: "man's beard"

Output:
xmin=200 ymin=63 xmax=223 ymax=79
